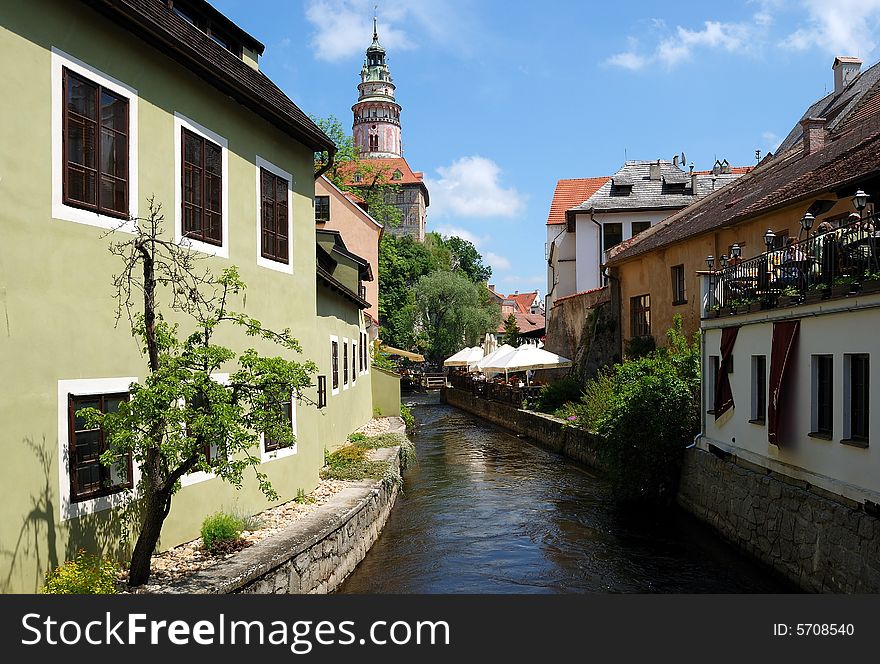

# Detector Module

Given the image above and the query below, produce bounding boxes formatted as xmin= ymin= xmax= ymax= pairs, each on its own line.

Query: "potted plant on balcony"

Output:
xmin=777 ymin=285 xmax=803 ymax=307
xmin=804 ymin=282 xmax=830 ymax=304
xmin=861 ymin=271 xmax=880 ymax=294
xmin=831 ymin=275 xmax=860 ymax=298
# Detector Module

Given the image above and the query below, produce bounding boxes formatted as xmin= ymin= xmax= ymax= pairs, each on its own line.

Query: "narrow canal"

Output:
xmin=338 ymin=395 xmax=794 ymax=593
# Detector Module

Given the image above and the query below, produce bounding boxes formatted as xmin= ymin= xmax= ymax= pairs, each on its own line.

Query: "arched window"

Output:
xmin=369 ymin=134 xmax=378 ymax=152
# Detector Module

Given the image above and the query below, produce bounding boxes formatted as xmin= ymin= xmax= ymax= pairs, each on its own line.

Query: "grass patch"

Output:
xmin=321 ymin=431 xmax=416 ymax=482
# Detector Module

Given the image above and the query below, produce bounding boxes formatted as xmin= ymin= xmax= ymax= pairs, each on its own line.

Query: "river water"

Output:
xmin=338 ymin=395 xmax=794 ymax=593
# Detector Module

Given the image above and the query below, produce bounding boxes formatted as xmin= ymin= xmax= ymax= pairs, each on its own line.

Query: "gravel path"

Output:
xmin=130 ymin=417 xmax=405 ymax=591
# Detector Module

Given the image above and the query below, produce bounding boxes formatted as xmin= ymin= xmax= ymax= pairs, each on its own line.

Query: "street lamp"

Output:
xmin=853 ymin=189 xmax=869 ymax=214
xmin=730 ymin=243 xmax=742 ymax=260
xmin=720 ymin=254 xmax=729 ymax=269
xmin=763 ymin=229 xmax=776 ymax=251
xmin=706 ymin=255 xmax=715 ymax=270
xmin=801 ymin=212 xmax=814 ymax=233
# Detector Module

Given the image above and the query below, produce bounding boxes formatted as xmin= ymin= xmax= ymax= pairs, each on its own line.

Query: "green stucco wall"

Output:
xmin=371 ymin=368 xmax=401 ymax=417
xmin=0 ymin=0 xmax=374 ymax=591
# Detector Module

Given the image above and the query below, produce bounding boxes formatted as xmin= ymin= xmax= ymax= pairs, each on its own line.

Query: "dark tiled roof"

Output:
xmin=80 ymin=0 xmax=334 ymax=153
xmin=546 ymin=178 xmax=610 ymax=225
xmin=776 ymin=59 xmax=880 ymax=155
xmin=571 ymin=161 xmax=744 ymax=213
xmin=497 ymin=311 xmax=545 ymax=335
xmin=608 ymin=111 xmax=880 ymax=265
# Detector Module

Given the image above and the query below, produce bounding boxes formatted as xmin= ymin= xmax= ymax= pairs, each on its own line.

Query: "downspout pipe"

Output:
xmin=314 ymin=146 xmax=337 ymax=181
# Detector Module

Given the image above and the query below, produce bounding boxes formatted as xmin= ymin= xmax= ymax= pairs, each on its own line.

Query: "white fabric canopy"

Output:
xmin=443 ymin=346 xmax=484 ymax=367
xmin=493 ymin=345 xmax=573 ymax=372
xmin=477 ymin=344 xmax=517 ymax=371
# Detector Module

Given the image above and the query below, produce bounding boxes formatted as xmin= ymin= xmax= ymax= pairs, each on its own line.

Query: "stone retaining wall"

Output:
xmin=165 ymin=447 xmax=401 ymax=594
xmin=678 ymin=446 xmax=880 ymax=593
xmin=441 ymin=387 xmax=602 ymax=469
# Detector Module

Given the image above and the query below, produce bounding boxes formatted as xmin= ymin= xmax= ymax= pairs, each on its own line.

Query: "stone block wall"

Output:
xmin=678 ymin=447 xmax=880 ymax=593
xmin=441 ymin=387 xmax=602 ymax=469
xmin=165 ymin=447 xmax=401 ymax=594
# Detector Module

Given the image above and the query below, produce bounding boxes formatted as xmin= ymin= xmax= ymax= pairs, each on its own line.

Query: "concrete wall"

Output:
xmin=678 ymin=446 xmax=880 ymax=592
xmin=371 ymin=367 xmax=401 ymax=417
xmin=441 ymin=387 xmax=602 ymax=469
xmin=163 ymin=447 xmax=402 ymax=594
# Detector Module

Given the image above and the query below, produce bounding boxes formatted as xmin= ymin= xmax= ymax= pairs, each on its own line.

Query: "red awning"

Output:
xmin=768 ymin=320 xmax=800 ymax=446
xmin=714 ymin=326 xmax=739 ymax=419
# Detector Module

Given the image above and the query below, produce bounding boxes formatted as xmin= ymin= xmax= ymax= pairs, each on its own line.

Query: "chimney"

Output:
xmin=800 ymin=117 xmax=827 ymax=155
xmin=690 ymin=164 xmax=697 ymax=194
xmin=833 ymin=56 xmax=862 ymax=94
xmin=488 ymin=284 xmax=496 ymax=292
xmin=649 ymin=161 xmax=661 ymax=180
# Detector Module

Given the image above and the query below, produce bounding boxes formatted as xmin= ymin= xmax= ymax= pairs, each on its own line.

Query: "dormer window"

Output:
xmin=610 ymin=174 xmax=633 ymax=196
xmin=392 ymin=169 xmax=403 ymax=180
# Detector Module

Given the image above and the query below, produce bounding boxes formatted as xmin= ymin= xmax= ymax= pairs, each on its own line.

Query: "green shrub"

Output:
xmin=42 ymin=550 xmax=119 ymax=594
xmin=580 ymin=369 xmax=616 ymax=431
xmin=535 ymin=378 xmax=583 ymax=414
xmin=597 ymin=316 xmax=700 ymax=504
xmin=624 ymin=334 xmax=656 ymax=359
xmin=200 ymin=512 xmax=246 ymax=552
xmin=400 ymin=403 xmax=415 ymax=432
xmin=347 ymin=432 xmax=369 ymax=445
xmin=325 ymin=444 xmax=369 ymax=469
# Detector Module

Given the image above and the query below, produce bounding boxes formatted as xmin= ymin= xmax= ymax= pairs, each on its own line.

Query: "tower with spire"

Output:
xmin=352 ymin=16 xmax=401 ymax=158
xmin=345 ymin=14 xmax=429 ymax=241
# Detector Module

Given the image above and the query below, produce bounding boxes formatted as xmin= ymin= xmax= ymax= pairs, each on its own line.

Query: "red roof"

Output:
xmin=509 ymin=291 xmax=538 ymax=313
xmin=497 ymin=311 xmax=545 ymax=335
xmin=546 ymin=177 xmax=610 ymax=225
xmin=338 ymin=157 xmax=425 ymax=186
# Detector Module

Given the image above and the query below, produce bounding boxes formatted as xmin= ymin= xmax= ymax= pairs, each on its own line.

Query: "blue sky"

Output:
xmin=213 ymin=0 xmax=880 ymax=296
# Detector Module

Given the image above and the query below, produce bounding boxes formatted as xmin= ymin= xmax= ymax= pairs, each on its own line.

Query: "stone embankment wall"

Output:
xmin=166 ymin=447 xmax=401 ymax=594
xmin=678 ymin=446 xmax=880 ymax=593
xmin=441 ymin=387 xmax=602 ymax=469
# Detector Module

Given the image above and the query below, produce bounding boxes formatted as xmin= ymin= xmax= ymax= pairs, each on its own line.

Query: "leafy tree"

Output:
xmin=442 ymin=235 xmax=492 ymax=283
xmin=413 ymin=271 xmax=501 ymax=365
xmin=503 ymin=313 xmax=521 ymax=347
xmin=311 ymin=114 xmax=402 ymax=228
xmin=595 ymin=316 xmax=700 ymax=504
xmin=83 ymin=199 xmax=316 ymax=586
xmin=378 ymin=233 xmax=444 ymax=348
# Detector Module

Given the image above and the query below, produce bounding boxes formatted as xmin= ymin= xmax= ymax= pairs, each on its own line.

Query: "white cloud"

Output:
xmin=304 ymin=0 xmax=470 ymax=62
xmin=607 ymin=14 xmax=766 ymax=71
xmin=425 ymin=156 xmax=527 ymax=219
xmin=606 ymin=51 xmax=649 ymax=71
xmin=762 ymin=130 xmax=782 ymax=151
xmin=780 ymin=0 xmax=880 ymax=56
xmin=305 ymin=1 xmax=412 ymax=62
xmin=434 ymin=225 xmax=488 ymax=247
xmin=484 ymin=252 xmax=512 ymax=272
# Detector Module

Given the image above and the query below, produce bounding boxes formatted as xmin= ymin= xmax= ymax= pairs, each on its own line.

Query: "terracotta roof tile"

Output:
xmin=546 ymin=177 xmax=610 ymax=225
xmin=497 ymin=311 xmax=545 ymax=335
xmin=338 ymin=158 xmax=425 ymax=186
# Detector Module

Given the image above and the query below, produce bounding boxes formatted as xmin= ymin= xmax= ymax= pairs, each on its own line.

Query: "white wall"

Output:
xmin=703 ymin=296 xmax=880 ymax=502
xmin=575 ymin=209 xmax=671 ymax=294
xmin=546 ymin=224 xmax=577 ymax=311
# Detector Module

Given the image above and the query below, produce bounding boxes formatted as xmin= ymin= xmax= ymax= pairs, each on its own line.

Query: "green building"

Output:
xmin=0 ymin=0 xmax=381 ymax=592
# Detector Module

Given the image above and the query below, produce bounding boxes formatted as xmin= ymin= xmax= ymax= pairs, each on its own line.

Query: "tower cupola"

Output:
xmin=352 ymin=15 xmax=402 ymax=158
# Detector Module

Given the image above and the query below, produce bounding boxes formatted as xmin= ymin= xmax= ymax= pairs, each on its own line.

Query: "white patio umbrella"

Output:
xmin=477 ymin=344 xmax=517 ymax=373
xmin=443 ymin=346 xmax=484 ymax=367
xmin=490 ymin=345 xmax=573 ymax=384
xmin=482 ymin=333 xmax=497 ymax=356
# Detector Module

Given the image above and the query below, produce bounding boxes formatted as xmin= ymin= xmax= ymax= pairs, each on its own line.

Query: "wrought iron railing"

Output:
xmin=706 ymin=214 xmax=880 ymax=316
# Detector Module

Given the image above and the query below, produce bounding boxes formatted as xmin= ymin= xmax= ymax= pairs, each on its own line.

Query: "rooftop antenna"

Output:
xmin=373 ymin=6 xmax=378 ymax=40
xmin=680 ymin=151 xmax=686 ymax=167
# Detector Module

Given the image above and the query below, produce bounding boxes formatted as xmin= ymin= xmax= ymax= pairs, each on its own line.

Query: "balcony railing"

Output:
xmin=706 ymin=215 xmax=880 ymax=317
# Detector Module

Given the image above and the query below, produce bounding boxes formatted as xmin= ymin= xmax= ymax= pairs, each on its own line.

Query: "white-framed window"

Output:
xmin=843 ymin=353 xmax=870 ymax=445
xmin=58 ymin=377 xmax=140 ymax=521
xmin=706 ymin=355 xmax=719 ymax=414
xmin=174 ymin=112 xmax=229 ymax=258
xmin=342 ymin=337 xmax=350 ymax=390
xmin=351 ymin=340 xmax=357 ymax=386
xmin=51 ymin=48 xmax=139 ymax=232
xmin=330 ymin=335 xmax=340 ymax=396
xmin=260 ymin=391 xmax=297 ymax=463
xmin=750 ymin=355 xmax=766 ymax=425
xmin=810 ymin=355 xmax=833 ymax=439
xmin=255 ymin=156 xmax=293 ymax=274
xmin=180 ymin=373 xmax=229 ymax=487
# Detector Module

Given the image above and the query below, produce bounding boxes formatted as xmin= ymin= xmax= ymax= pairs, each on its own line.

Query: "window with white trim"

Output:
xmin=256 ymin=156 xmax=293 ymax=273
xmin=52 ymin=48 xmax=138 ymax=231
xmin=331 ymin=336 xmax=340 ymax=395
xmin=174 ymin=112 xmax=228 ymax=257
xmin=843 ymin=353 xmax=869 ymax=446
xmin=343 ymin=338 xmax=349 ymax=389
xmin=810 ymin=355 xmax=833 ymax=439
xmin=58 ymin=377 xmax=139 ymax=521
xmin=261 ymin=392 xmax=297 ymax=462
